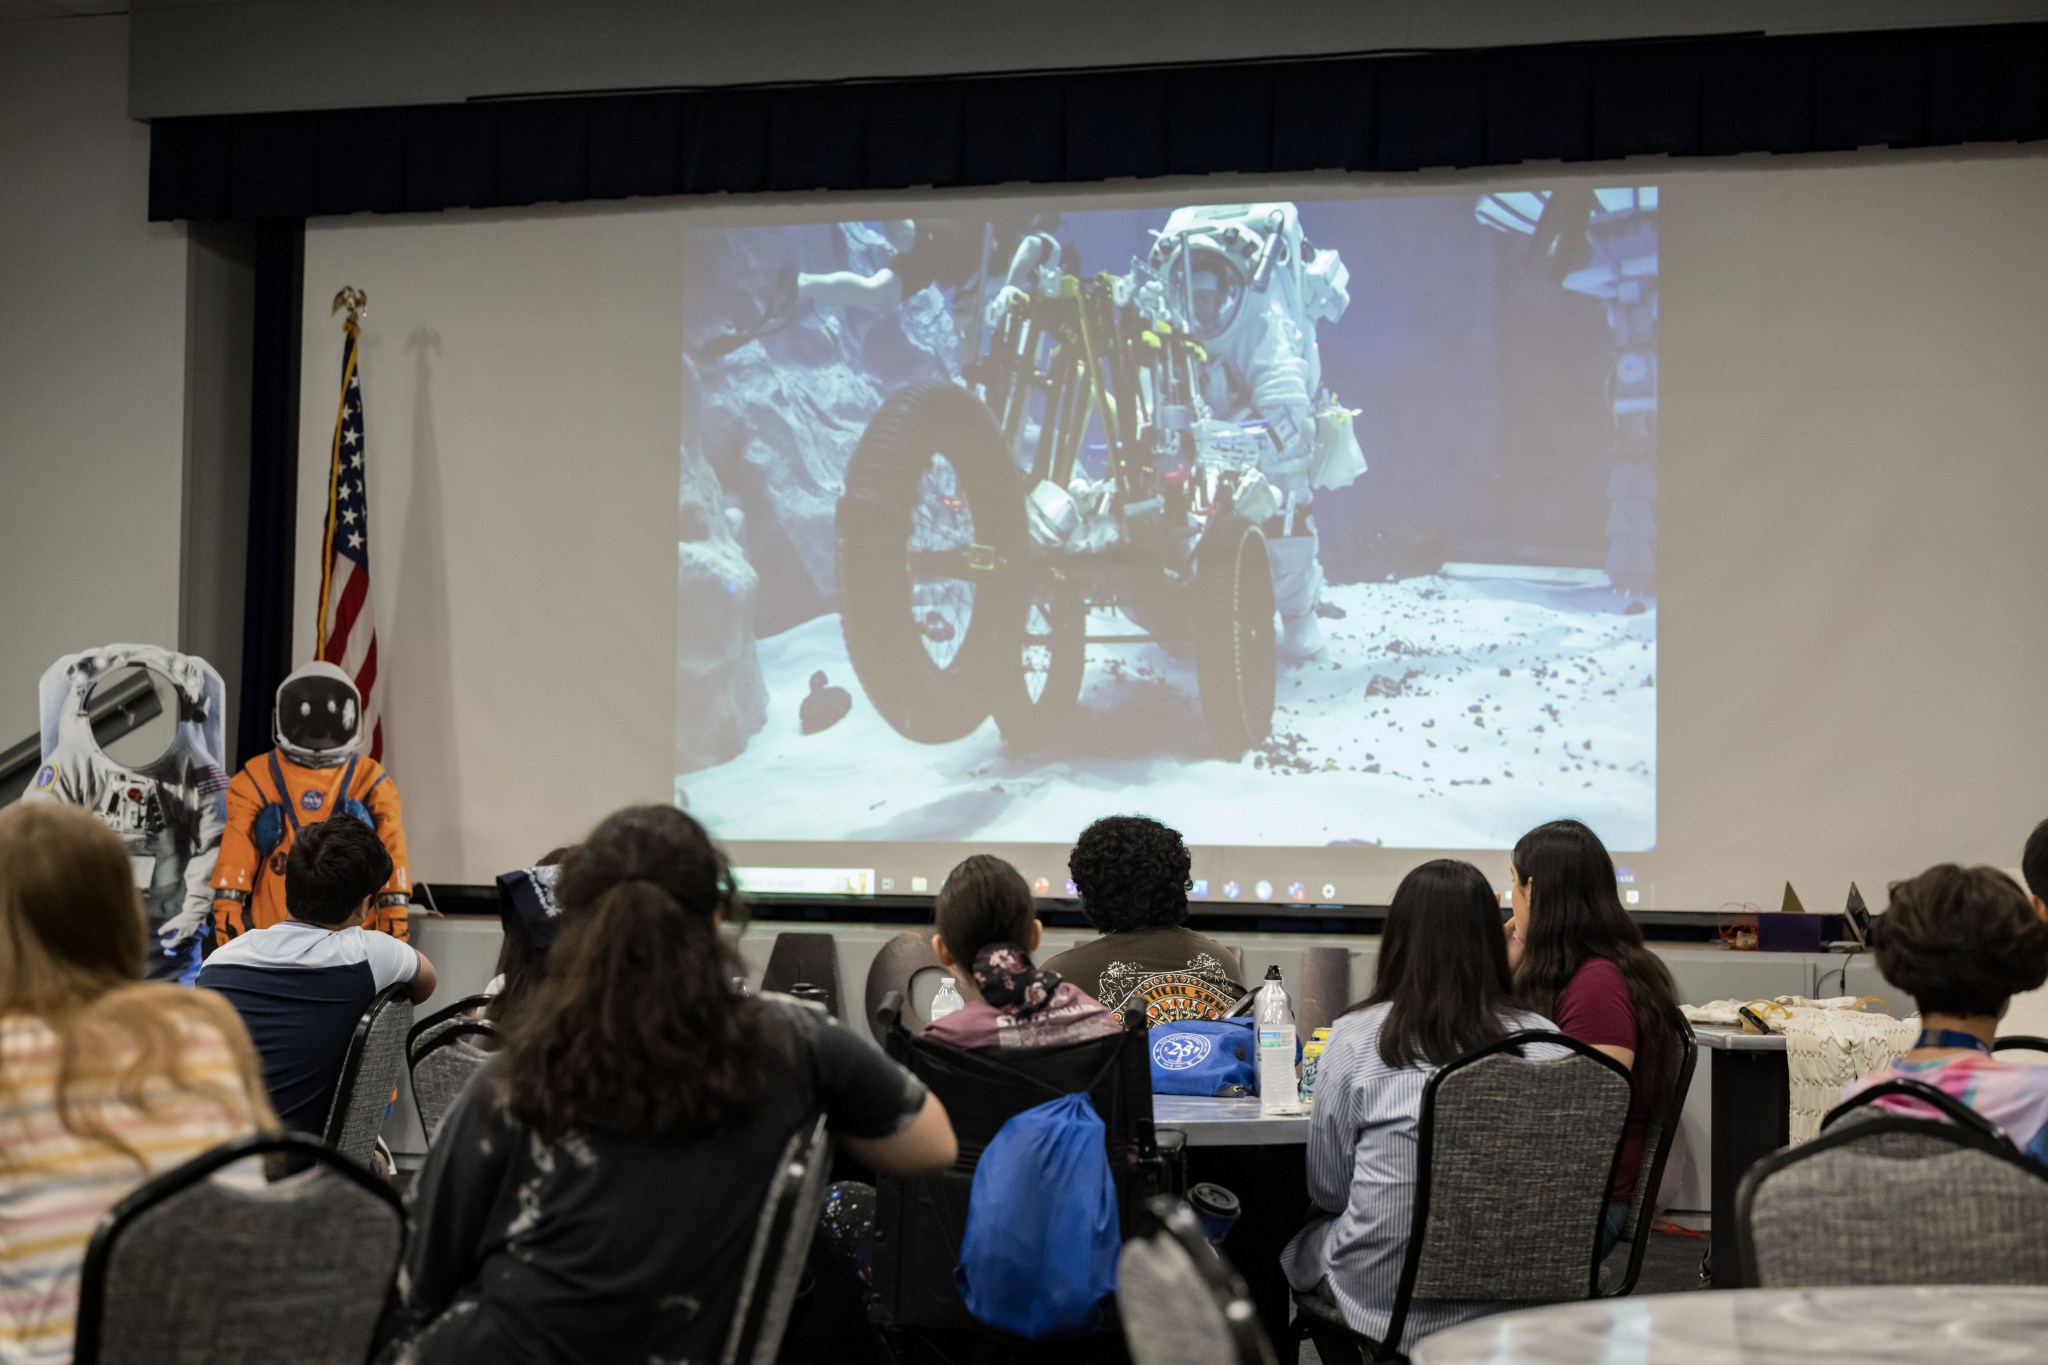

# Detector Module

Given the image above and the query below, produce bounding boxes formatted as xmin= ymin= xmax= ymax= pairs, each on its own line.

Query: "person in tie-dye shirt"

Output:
xmin=1843 ymin=863 xmax=2048 ymax=1158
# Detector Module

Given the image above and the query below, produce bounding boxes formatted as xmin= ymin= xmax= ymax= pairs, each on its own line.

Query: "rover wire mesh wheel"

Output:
xmin=991 ymin=570 xmax=1086 ymax=752
xmin=1193 ymin=512 xmax=1277 ymax=755
xmin=836 ymin=383 xmax=1025 ymax=743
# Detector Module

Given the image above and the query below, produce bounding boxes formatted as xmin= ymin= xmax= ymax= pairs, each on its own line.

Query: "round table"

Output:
xmin=1410 ymin=1286 xmax=2048 ymax=1364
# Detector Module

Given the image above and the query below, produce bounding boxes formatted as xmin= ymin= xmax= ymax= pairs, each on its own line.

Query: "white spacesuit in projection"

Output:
xmin=1148 ymin=203 xmax=1366 ymax=661
xmin=21 ymin=645 xmax=230 ymax=982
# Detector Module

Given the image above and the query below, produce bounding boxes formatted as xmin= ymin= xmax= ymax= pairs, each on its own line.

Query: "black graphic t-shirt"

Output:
xmin=1041 ymin=927 xmax=1248 ymax=1023
xmin=385 ymin=998 xmax=925 ymax=1365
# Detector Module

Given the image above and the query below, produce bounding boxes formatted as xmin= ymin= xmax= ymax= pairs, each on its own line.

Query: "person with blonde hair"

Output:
xmin=0 ymin=801 xmax=274 ymax=1364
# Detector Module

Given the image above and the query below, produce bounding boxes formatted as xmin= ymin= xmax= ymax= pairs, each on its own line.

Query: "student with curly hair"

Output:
xmin=1844 ymin=862 xmax=2048 ymax=1157
xmin=384 ymin=805 xmax=955 ymax=1364
xmin=1040 ymin=815 xmax=1244 ymax=1017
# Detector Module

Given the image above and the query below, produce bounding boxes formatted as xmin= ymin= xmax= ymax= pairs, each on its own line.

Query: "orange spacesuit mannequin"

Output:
xmin=210 ymin=663 xmax=411 ymax=944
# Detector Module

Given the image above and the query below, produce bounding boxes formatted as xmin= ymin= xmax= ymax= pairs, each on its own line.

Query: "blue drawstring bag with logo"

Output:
xmin=1147 ymin=1017 xmax=1261 ymax=1096
xmin=955 ymin=1092 xmax=1119 ymax=1338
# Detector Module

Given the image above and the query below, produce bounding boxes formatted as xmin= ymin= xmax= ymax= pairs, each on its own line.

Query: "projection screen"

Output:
xmin=295 ymin=149 xmax=2048 ymax=911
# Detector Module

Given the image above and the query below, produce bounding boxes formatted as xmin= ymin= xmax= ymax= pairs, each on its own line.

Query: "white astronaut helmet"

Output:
xmin=1148 ymin=203 xmax=1309 ymax=342
xmin=274 ymin=662 xmax=361 ymax=768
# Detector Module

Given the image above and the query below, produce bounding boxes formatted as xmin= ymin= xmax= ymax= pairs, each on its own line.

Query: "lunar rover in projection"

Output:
xmin=834 ymin=203 xmax=1359 ymax=756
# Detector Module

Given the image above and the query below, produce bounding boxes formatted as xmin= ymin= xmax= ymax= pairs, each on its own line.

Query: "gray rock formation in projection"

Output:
xmin=690 ymin=221 xmax=959 ymax=634
xmin=677 ymin=355 xmax=769 ymax=774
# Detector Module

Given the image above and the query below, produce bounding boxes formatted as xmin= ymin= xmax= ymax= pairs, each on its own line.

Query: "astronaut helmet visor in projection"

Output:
xmin=1148 ymin=202 xmax=1306 ymax=341
xmin=275 ymin=663 xmax=360 ymax=767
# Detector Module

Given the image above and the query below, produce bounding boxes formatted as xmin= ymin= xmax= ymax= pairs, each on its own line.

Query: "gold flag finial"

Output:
xmin=331 ymin=286 xmax=368 ymax=325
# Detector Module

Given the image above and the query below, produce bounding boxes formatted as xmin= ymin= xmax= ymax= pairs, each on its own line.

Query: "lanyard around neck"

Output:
xmin=1914 ymin=1028 xmax=1992 ymax=1055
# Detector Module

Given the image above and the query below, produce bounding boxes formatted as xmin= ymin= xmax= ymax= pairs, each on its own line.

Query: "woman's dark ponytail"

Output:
xmin=503 ymin=806 xmax=781 ymax=1140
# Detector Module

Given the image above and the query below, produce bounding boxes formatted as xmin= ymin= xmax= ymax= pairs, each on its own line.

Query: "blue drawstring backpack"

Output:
xmin=955 ymin=1092 xmax=1119 ymax=1339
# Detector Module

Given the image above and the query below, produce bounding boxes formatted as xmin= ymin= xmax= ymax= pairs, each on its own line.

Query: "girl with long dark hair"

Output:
xmin=1506 ymin=818 xmax=1682 ymax=1256
xmin=1283 ymin=860 xmax=1566 ymax=1344
xmin=386 ymin=806 xmax=955 ymax=1364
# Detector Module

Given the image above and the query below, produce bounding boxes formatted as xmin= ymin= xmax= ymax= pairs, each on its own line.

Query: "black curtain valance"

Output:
xmin=149 ymin=22 xmax=2048 ymax=222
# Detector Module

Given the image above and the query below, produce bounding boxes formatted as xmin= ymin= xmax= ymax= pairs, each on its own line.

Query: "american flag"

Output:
xmin=314 ymin=297 xmax=383 ymax=760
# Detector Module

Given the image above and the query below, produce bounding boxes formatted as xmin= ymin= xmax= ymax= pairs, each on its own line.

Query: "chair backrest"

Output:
xmin=721 ymin=1113 xmax=833 ymax=1365
xmin=870 ymin=996 xmax=1158 ymax=1333
xmin=1117 ymin=1196 xmax=1275 ymax=1365
xmin=1994 ymin=1035 xmax=2048 ymax=1060
xmin=323 ymin=983 xmax=413 ymax=1166
xmin=864 ymin=930 xmax=943 ymax=1045
xmin=1737 ymin=1113 xmax=2048 ymax=1288
xmin=74 ymin=1133 xmax=405 ymax=1365
xmin=408 ymin=1019 xmax=500 ymax=1146
xmin=1390 ymin=1032 xmax=1633 ymax=1351
xmin=406 ymin=991 xmax=494 ymax=1056
xmin=1603 ymin=1008 xmax=1700 ymax=1297
xmin=761 ymin=931 xmax=843 ymax=1019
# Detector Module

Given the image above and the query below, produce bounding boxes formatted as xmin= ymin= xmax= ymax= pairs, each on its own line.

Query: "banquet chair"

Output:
xmin=722 ymin=1114 xmax=834 ymax=1365
xmin=866 ymin=995 xmax=1174 ymax=1363
xmin=1600 ymin=1008 xmax=1700 ymax=1297
xmin=1291 ymin=1033 xmax=1632 ymax=1363
xmin=409 ymin=1018 xmax=500 ymax=1145
xmin=73 ymin=1133 xmax=403 ymax=1365
xmin=1993 ymin=1035 xmax=2048 ymax=1060
xmin=323 ymin=983 xmax=413 ymax=1169
xmin=1737 ymin=1102 xmax=2048 ymax=1288
xmin=406 ymin=991 xmax=494 ymax=1053
xmin=762 ymin=931 xmax=844 ymax=1018
xmin=1117 ymin=1195 xmax=1276 ymax=1365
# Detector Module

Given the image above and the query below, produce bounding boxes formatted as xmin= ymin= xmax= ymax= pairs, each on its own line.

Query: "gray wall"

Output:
xmin=129 ymin=0 xmax=2048 ymax=119
xmin=404 ymin=912 xmax=1904 ymax=1212
xmin=0 ymin=15 xmax=188 ymax=748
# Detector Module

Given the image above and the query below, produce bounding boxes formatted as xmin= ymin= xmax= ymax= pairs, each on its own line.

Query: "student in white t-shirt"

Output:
xmin=198 ymin=814 xmax=436 ymax=1134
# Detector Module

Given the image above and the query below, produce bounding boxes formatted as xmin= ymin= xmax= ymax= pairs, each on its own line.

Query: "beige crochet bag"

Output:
xmin=1778 ymin=997 xmax=1918 ymax=1142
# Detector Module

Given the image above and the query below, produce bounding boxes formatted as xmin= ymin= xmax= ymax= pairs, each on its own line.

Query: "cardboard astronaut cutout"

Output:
xmin=23 ymin=645 xmax=230 ymax=983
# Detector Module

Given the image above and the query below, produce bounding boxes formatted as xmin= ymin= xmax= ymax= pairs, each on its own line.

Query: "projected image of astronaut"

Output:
xmin=1147 ymin=203 xmax=1366 ymax=662
xmin=22 ymin=645 xmax=230 ymax=983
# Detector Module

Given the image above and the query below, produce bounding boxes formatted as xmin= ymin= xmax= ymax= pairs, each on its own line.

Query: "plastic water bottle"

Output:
xmin=930 ymin=976 xmax=965 ymax=1023
xmin=1256 ymin=965 xmax=1303 ymax=1114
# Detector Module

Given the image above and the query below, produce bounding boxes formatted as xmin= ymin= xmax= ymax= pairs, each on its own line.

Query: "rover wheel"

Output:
xmin=837 ymin=383 xmax=1025 ymax=743
xmin=1193 ymin=512 xmax=1277 ymax=755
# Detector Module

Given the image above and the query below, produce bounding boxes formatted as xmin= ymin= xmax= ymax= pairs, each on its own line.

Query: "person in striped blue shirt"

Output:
xmin=1283 ymin=859 xmax=1565 ymax=1345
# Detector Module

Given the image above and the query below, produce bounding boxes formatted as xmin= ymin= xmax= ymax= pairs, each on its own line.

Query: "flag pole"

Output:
xmin=315 ymin=287 xmax=367 ymax=660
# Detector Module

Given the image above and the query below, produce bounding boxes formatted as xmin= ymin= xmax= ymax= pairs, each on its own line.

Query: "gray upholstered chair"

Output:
xmin=1739 ymin=1086 xmax=2048 ymax=1288
xmin=1292 ymin=1032 xmax=1634 ymax=1363
xmin=1599 ymin=1008 xmax=1700 ymax=1297
xmin=1118 ymin=1195 xmax=1276 ymax=1365
xmin=73 ymin=1132 xmax=404 ymax=1365
xmin=408 ymin=1018 xmax=499 ymax=1145
xmin=721 ymin=1114 xmax=833 ymax=1365
xmin=406 ymin=991 xmax=494 ymax=1053
xmin=323 ymin=983 xmax=413 ymax=1168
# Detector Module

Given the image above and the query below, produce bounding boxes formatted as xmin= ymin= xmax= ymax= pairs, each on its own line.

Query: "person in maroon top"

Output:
xmin=1505 ymin=819 xmax=1683 ymax=1258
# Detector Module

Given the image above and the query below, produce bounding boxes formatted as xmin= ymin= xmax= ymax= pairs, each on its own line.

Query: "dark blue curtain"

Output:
xmin=149 ymin=23 xmax=2048 ymax=223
